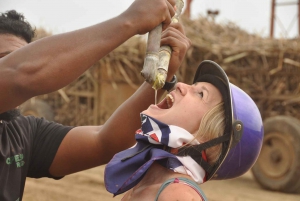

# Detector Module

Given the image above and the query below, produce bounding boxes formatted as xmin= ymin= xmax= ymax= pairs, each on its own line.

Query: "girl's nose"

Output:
xmin=175 ymin=82 xmax=189 ymax=96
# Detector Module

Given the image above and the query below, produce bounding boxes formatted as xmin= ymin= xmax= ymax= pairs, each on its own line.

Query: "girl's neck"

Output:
xmin=135 ymin=162 xmax=175 ymax=188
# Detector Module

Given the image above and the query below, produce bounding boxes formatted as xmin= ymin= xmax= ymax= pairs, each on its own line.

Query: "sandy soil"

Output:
xmin=23 ymin=165 xmax=300 ymax=201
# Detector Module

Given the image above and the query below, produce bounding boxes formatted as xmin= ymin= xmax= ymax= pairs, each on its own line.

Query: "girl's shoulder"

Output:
xmin=155 ymin=177 xmax=207 ymax=201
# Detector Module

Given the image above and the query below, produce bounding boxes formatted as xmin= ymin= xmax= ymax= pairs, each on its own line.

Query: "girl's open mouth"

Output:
xmin=157 ymin=94 xmax=174 ymax=109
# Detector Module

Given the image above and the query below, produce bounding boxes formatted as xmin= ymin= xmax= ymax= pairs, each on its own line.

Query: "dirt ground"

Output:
xmin=23 ymin=165 xmax=300 ymax=201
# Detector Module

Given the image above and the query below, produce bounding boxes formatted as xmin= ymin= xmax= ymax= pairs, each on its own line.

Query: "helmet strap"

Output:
xmin=175 ymin=134 xmax=230 ymax=174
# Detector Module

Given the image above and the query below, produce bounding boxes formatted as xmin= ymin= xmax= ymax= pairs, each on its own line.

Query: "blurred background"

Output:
xmin=2 ymin=0 xmax=300 ymax=200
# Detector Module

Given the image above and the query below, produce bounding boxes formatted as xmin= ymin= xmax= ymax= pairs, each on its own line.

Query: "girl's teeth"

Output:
xmin=166 ymin=94 xmax=174 ymax=108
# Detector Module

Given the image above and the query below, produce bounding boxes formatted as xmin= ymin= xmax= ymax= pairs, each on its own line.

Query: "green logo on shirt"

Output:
xmin=6 ymin=154 xmax=25 ymax=168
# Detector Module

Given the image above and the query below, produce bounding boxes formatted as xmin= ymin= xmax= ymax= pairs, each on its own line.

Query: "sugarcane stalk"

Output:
xmin=141 ymin=0 xmax=184 ymax=90
xmin=153 ymin=0 xmax=184 ymax=90
xmin=141 ymin=24 xmax=162 ymax=86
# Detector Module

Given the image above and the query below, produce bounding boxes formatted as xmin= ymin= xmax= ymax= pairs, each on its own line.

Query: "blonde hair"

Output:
xmin=196 ymin=102 xmax=225 ymax=164
xmin=180 ymin=103 xmax=225 ymax=164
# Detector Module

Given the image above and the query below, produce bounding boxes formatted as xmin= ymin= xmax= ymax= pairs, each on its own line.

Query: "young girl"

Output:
xmin=105 ymin=61 xmax=264 ymax=201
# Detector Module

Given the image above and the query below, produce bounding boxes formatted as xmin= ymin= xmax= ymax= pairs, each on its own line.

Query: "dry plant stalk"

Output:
xmin=141 ymin=24 xmax=162 ymax=85
xmin=141 ymin=0 xmax=184 ymax=90
xmin=154 ymin=0 xmax=184 ymax=90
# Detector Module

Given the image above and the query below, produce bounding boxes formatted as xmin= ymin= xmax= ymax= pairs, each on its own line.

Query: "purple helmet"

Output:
xmin=176 ymin=60 xmax=264 ymax=180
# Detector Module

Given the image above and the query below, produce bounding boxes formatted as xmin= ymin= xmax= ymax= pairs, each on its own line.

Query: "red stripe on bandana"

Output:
xmin=150 ymin=133 xmax=159 ymax=142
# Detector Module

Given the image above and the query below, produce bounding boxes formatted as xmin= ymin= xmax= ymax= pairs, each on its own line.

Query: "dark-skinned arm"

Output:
xmin=0 ymin=0 xmax=176 ymax=113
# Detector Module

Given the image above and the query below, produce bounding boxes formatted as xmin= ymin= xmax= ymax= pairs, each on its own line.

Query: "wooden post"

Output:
xmin=270 ymin=0 xmax=276 ymax=38
xmin=298 ymin=0 xmax=300 ymax=36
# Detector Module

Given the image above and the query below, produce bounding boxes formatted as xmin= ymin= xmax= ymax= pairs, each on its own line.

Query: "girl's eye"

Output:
xmin=198 ymin=92 xmax=203 ymax=98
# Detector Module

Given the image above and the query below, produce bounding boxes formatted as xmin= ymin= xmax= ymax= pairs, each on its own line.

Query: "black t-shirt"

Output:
xmin=0 ymin=115 xmax=73 ymax=201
